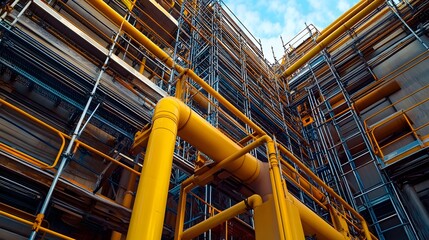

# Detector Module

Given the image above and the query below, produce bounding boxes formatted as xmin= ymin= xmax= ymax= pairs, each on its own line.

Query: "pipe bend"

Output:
xmin=247 ymin=194 xmax=263 ymax=209
xmin=155 ymin=96 xmax=192 ymax=130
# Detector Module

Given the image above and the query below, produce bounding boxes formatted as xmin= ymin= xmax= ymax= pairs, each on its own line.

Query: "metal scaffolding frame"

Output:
xmin=0 ymin=0 xmax=428 ymax=239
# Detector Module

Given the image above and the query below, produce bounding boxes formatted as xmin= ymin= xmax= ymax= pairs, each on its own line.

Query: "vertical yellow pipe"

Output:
xmin=127 ymin=97 xmax=188 ymax=240
xmin=267 ymin=140 xmax=301 ymax=240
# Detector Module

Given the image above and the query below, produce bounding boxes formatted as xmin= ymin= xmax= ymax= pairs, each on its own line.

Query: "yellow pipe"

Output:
xmin=128 ymin=97 xmax=261 ymax=239
xmin=174 ymin=183 xmax=194 ymax=240
xmin=281 ymin=0 xmax=385 ymax=79
xmin=181 ymin=194 xmax=262 ymax=240
xmin=127 ymin=97 xmax=186 ymax=240
xmin=267 ymin=140 xmax=294 ymax=240
xmin=87 ymin=0 xmax=265 ymax=136
xmin=277 ymin=144 xmax=375 ymax=238
xmin=86 ymin=1 xmax=375 ymax=238
xmin=87 ymin=0 xmax=175 ymax=68
xmin=135 ymin=96 xmax=374 ymax=239
xmin=291 ymin=194 xmax=344 ymax=240
xmin=0 ymin=210 xmax=75 ymax=240
xmin=111 ymin=164 xmax=140 ymax=240
xmin=317 ymin=0 xmax=367 ymax=42
xmin=193 ymin=135 xmax=269 ymax=185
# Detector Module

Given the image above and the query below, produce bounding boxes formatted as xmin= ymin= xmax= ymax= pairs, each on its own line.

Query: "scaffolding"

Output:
xmin=281 ymin=0 xmax=429 ymax=239
xmin=0 ymin=0 xmax=428 ymax=239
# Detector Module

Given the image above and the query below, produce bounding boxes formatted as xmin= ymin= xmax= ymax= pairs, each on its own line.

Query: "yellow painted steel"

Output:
xmin=174 ymin=183 xmax=194 ymax=240
xmin=128 ymin=97 xmax=263 ymax=239
xmin=292 ymin=194 xmax=344 ymax=240
xmin=253 ymin=194 xmax=280 ymax=239
xmin=127 ymin=97 xmax=185 ymax=240
xmin=278 ymin=143 xmax=376 ymax=239
xmin=283 ymin=193 xmax=305 ymax=240
xmin=317 ymin=0 xmax=367 ymax=42
xmin=0 ymin=210 xmax=75 ymax=240
xmin=86 ymin=1 xmax=378 ymax=239
xmin=111 ymin=164 xmax=140 ymax=240
xmin=281 ymin=0 xmax=385 ymax=79
xmin=0 ymin=98 xmax=66 ymax=169
xmin=266 ymin=140 xmax=293 ymax=240
xmin=181 ymin=194 xmax=262 ymax=239
xmin=131 ymin=97 xmax=341 ymax=240
xmin=329 ymin=206 xmax=351 ymax=239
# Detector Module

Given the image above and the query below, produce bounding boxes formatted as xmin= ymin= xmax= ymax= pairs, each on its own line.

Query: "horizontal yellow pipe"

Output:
xmin=85 ymin=1 xmax=375 ymax=238
xmin=87 ymin=0 xmax=175 ymax=68
xmin=317 ymin=0 xmax=367 ymax=42
xmin=0 ymin=210 xmax=75 ymax=240
xmin=181 ymin=194 xmax=262 ymax=239
xmin=281 ymin=0 xmax=385 ymax=79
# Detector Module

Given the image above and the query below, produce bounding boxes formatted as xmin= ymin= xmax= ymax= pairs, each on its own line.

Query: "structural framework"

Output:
xmin=0 ymin=0 xmax=428 ymax=239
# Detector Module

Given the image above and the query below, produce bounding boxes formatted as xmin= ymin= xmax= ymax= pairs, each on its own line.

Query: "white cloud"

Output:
xmin=338 ymin=0 xmax=351 ymax=12
xmin=224 ymin=0 xmax=359 ymax=63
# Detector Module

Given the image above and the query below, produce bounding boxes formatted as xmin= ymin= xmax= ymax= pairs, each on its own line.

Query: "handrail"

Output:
xmin=0 ymin=97 xmax=140 ymax=174
xmin=0 ymin=97 xmax=66 ymax=169
xmin=0 ymin=210 xmax=75 ymax=240
xmin=277 ymin=143 xmax=374 ymax=240
xmin=367 ymin=96 xmax=429 ymax=160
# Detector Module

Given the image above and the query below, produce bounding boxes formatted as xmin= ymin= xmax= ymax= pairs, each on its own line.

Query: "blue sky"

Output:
xmin=223 ymin=0 xmax=359 ymax=63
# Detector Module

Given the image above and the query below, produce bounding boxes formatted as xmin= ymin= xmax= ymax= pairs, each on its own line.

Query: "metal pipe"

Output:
xmin=0 ymin=0 xmax=19 ymax=19
xmin=292 ymin=193 xmax=343 ymax=240
xmin=317 ymin=0 xmax=367 ymax=42
xmin=86 ymin=1 xmax=375 ymax=238
xmin=10 ymin=0 xmax=32 ymax=26
xmin=28 ymin=26 xmax=122 ymax=240
xmin=281 ymin=0 xmax=385 ymax=79
xmin=134 ymin=97 xmax=336 ymax=240
xmin=181 ymin=194 xmax=262 ymax=240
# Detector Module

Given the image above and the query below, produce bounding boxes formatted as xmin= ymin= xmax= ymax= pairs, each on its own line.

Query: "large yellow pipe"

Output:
xmin=131 ymin=97 xmax=345 ymax=240
xmin=84 ymin=1 xmax=373 ymax=238
xmin=281 ymin=0 xmax=385 ymax=78
xmin=86 ymin=0 xmax=266 ymax=136
xmin=291 ymin=193 xmax=344 ymax=240
xmin=127 ymin=97 xmax=261 ymax=239
xmin=127 ymin=98 xmax=186 ymax=239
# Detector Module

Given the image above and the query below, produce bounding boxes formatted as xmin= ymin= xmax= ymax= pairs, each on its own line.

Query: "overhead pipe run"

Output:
xmin=280 ymin=0 xmax=385 ymax=79
xmin=83 ymin=1 xmax=375 ymax=239
xmin=181 ymin=194 xmax=263 ymax=240
xmin=317 ymin=0 xmax=368 ymax=42
xmin=129 ymin=97 xmax=346 ymax=240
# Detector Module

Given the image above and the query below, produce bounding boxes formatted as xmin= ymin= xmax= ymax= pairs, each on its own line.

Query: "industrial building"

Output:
xmin=0 ymin=0 xmax=428 ymax=239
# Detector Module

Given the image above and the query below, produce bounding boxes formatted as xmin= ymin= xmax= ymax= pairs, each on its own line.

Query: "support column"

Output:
xmin=402 ymin=183 xmax=429 ymax=239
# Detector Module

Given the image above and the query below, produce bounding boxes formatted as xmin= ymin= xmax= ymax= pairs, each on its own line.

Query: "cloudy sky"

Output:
xmin=223 ymin=0 xmax=359 ymax=63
